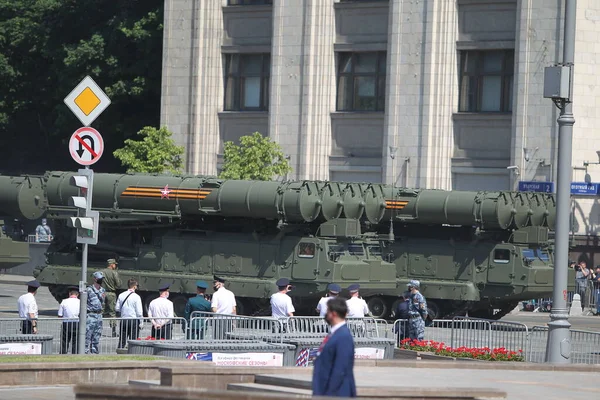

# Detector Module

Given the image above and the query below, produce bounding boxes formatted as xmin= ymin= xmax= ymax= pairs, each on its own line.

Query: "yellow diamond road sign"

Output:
xmin=64 ymin=76 xmax=111 ymax=126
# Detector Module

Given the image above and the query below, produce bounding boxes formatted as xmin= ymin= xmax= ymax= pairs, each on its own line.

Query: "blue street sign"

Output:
xmin=518 ymin=181 xmax=554 ymax=193
xmin=570 ymin=182 xmax=600 ymax=195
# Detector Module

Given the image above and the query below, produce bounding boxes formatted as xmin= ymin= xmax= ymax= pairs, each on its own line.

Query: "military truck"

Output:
xmin=0 ymin=172 xmax=556 ymax=319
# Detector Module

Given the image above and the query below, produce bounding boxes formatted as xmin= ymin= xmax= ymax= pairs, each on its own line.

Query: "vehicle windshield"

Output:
xmin=367 ymin=245 xmax=382 ymax=257
xmin=347 ymin=243 xmax=364 ymax=256
xmin=328 ymin=244 xmax=345 ymax=261
xmin=522 ymin=248 xmax=550 ymax=262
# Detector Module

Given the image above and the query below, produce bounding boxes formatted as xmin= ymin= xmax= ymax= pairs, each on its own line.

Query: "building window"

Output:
xmin=228 ymin=0 xmax=272 ymax=5
xmin=459 ymin=50 xmax=514 ymax=113
xmin=224 ymin=54 xmax=270 ymax=111
xmin=337 ymin=52 xmax=386 ymax=112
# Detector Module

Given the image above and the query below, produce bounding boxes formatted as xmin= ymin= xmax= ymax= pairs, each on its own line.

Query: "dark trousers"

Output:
xmin=21 ymin=320 xmax=33 ymax=334
xmin=119 ymin=319 xmax=141 ymax=348
xmin=60 ymin=321 xmax=78 ymax=354
xmin=151 ymin=324 xmax=172 ymax=340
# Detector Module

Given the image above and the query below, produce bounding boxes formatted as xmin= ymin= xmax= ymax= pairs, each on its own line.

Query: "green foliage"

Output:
xmin=220 ymin=132 xmax=292 ymax=181
xmin=113 ymin=126 xmax=184 ymax=174
xmin=0 ymin=0 xmax=164 ymax=173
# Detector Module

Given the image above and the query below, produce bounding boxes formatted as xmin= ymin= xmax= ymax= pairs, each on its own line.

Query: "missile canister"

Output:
xmin=364 ymin=185 xmax=516 ymax=230
xmin=0 ymin=176 xmax=46 ymax=220
xmin=320 ymin=182 xmax=345 ymax=220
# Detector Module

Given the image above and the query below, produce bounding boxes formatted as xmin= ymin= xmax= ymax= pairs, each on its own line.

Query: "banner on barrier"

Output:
xmin=185 ymin=352 xmax=283 ymax=367
xmin=354 ymin=347 xmax=385 ymax=360
xmin=0 ymin=343 xmax=42 ymax=355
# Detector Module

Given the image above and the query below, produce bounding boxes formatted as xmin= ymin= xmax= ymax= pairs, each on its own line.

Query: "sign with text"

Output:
xmin=354 ymin=347 xmax=386 ymax=360
xmin=518 ymin=181 xmax=554 ymax=193
xmin=0 ymin=343 xmax=42 ymax=355
xmin=570 ymin=182 xmax=600 ymax=196
xmin=185 ymin=352 xmax=283 ymax=367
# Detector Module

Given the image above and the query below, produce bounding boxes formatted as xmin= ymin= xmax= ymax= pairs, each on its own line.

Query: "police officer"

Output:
xmin=271 ymin=278 xmax=295 ymax=321
xmin=346 ymin=284 xmax=370 ymax=318
xmin=86 ymin=271 xmax=106 ymax=354
xmin=148 ymin=283 xmax=174 ymax=339
xmin=17 ymin=280 xmax=40 ymax=334
xmin=58 ymin=286 xmax=80 ymax=354
xmin=316 ymin=283 xmax=341 ymax=317
xmin=407 ymin=280 xmax=427 ymax=340
xmin=184 ymin=281 xmax=211 ymax=339
xmin=393 ymin=292 xmax=410 ymax=343
xmin=102 ymin=258 xmax=122 ymax=337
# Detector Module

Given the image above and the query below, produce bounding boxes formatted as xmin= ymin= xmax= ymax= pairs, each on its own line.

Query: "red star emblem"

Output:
xmin=160 ymin=185 xmax=171 ymax=199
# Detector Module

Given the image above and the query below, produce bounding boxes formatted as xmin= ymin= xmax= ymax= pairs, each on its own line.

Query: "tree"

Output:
xmin=220 ymin=132 xmax=292 ymax=181
xmin=113 ymin=126 xmax=184 ymax=174
xmin=0 ymin=0 xmax=164 ymax=174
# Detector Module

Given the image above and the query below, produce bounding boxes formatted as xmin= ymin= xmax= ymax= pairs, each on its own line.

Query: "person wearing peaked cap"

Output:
xmin=58 ymin=285 xmax=81 ymax=354
xmin=85 ymin=271 xmax=106 ymax=354
xmin=148 ymin=283 xmax=174 ymax=340
xmin=316 ymin=283 xmax=341 ymax=318
xmin=271 ymin=277 xmax=295 ymax=319
xmin=213 ymin=275 xmax=225 ymax=284
xmin=211 ymin=276 xmax=237 ymax=315
xmin=346 ymin=284 xmax=371 ymax=318
xmin=102 ymin=259 xmax=122 ymax=337
xmin=17 ymin=280 xmax=41 ymax=334
xmin=185 ymin=280 xmax=212 ymax=339
xmin=407 ymin=280 xmax=427 ymax=341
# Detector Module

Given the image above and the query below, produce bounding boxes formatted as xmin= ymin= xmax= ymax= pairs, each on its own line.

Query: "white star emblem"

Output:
xmin=160 ymin=185 xmax=171 ymax=199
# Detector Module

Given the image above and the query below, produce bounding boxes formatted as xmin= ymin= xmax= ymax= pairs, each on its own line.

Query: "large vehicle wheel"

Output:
xmin=366 ymin=296 xmax=388 ymax=319
xmin=389 ymin=299 xmax=403 ymax=319
xmin=172 ymin=295 xmax=189 ymax=317
xmin=427 ymin=300 xmax=440 ymax=321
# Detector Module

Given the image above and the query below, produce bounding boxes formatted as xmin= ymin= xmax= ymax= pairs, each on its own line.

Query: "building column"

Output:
xmin=384 ymin=0 xmax=458 ymax=189
xmin=160 ymin=0 xmax=223 ymax=175
xmin=270 ymin=0 xmax=336 ymax=180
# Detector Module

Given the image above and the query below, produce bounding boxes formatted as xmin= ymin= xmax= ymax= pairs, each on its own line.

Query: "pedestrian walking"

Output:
xmin=346 ymin=284 xmax=370 ymax=318
xmin=148 ymin=283 xmax=174 ymax=340
xmin=85 ymin=271 xmax=106 ymax=354
xmin=211 ymin=276 xmax=237 ymax=339
xmin=115 ymin=279 xmax=143 ymax=349
xmin=407 ymin=280 xmax=427 ymax=340
xmin=316 ymin=283 xmax=341 ymax=317
xmin=312 ymin=297 xmax=356 ymax=398
xmin=102 ymin=258 xmax=122 ymax=337
xmin=17 ymin=280 xmax=40 ymax=334
xmin=184 ymin=281 xmax=211 ymax=339
xmin=58 ymin=286 xmax=80 ymax=354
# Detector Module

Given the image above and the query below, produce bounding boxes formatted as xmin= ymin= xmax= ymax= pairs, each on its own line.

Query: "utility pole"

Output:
xmin=544 ymin=0 xmax=576 ymax=363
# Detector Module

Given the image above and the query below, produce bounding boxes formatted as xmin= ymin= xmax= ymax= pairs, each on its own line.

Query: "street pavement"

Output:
xmin=0 ymin=385 xmax=74 ymax=400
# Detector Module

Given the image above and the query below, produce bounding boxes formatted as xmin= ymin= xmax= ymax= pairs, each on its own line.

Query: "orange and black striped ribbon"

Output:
xmin=385 ymin=199 xmax=409 ymax=210
xmin=120 ymin=186 xmax=212 ymax=200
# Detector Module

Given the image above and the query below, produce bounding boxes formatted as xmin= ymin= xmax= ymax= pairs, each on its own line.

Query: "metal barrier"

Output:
xmin=27 ymin=234 xmax=53 ymax=243
xmin=284 ymin=316 xmax=382 ymax=339
xmin=189 ymin=312 xmax=283 ymax=343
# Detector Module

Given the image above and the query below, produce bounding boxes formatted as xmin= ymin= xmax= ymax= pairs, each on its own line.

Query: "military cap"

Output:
xmin=348 ymin=284 xmax=360 ymax=292
xmin=213 ymin=275 xmax=225 ymax=283
xmin=67 ymin=285 xmax=79 ymax=292
xmin=276 ymin=278 xmax=290 ymax=287
xmin=407 ymin=279 xmax=420 ymax=289
xmin=93 ymin=271 xmax=104 ymax=280
xmin=328 ymin=283 xmax=341 ymax=294
xmin=158 ymin=282 xmax=171 ymax=291
xmin=196 ymin=280 xmax=208 ymax=289
xmin=107 ymin=258 xmax=118 ymax=265
xmin=27 ymin=280 xmax=41 ymax=288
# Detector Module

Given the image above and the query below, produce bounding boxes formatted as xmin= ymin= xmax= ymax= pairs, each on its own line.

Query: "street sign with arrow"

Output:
xmin=69 ymin=127 xmax=104 ymax=166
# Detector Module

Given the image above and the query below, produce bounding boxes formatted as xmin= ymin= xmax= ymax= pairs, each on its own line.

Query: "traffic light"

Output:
xmin=67 ymin=168 xmax=99 ymax=245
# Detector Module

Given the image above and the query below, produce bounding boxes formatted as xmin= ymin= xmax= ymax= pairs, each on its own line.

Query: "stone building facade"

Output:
xmin=160 ymin=0 xmax=600 ymax=253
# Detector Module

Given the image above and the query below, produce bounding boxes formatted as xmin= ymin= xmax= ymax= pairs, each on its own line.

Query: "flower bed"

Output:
xmin=400 ymin=339 xmax=524 ymax=362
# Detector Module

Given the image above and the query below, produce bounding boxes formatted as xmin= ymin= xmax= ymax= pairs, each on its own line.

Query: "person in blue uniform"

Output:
xmin=184 ymin=281 xmax=212 ymax=339
xmin=85 ymin=271 xmax=106 ymax=354
xmin=393 ymin=291 xmax=410 ymax=342
xmin=407 ymin=280 xmax=427 ymax=340
xmin=312 ymin=296 xmax=356 ymax=397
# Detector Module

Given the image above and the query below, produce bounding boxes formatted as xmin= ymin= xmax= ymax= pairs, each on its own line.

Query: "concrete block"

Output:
xmin=570 ymin=294 xmax=583 ymax=316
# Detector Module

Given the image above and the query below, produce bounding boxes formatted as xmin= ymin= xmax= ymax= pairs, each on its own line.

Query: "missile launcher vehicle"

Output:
xmin=0 ymin=172 xmax=556 ymax=319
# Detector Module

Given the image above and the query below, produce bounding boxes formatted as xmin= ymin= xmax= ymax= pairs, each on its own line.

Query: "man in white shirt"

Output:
xmin=346 ymin=284 xmax=371 ymax=318
xmin=316 ymin=283 xmax=341 ymax=317
xmin=211 ymin=275 xmax=237 ymax=315
xmin=148 ymin=282 xmax=174 ymax=339
xmin=17 ymin=280 xmax=40 ymax=334
xmin=211 ymin=276 xmax=237 ymax=339
xmin=115 ymin=279 xmax=143 ymax=348
xmin=58 ymin=286 xmax=80 ymax=354
xmin=271 ymin=278 xmax=295 ymax=318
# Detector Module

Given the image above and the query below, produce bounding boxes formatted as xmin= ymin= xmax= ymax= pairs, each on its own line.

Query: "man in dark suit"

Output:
xmin=312 ymin=296 xmax=357 ymax=398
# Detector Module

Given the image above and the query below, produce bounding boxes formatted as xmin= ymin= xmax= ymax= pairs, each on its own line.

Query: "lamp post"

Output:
xmin=389 ymin=146 xmax=397 ymax=242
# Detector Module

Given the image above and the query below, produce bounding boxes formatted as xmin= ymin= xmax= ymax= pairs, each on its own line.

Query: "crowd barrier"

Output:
xmin=527 ymin=281 xmax=599 ymax=314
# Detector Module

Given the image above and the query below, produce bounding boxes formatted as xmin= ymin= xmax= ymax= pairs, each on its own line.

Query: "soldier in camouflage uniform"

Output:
xmin=407 ymin=280 xmax=427 ymax=340
xmin=86 ymin=271 xmax=106 ymax=354
xmin=102 ymin=259 xmax=122 ymax=336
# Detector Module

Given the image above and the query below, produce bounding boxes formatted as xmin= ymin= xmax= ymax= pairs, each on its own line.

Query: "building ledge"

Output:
xmin=453 ymin=112 xmax=512 ymax=121
xmin=222 ymin=5 xmax=272 ymax=14
xmin=218 ymin=111 xmax=269 ymax=119
xmin=334 ymin=1 xmax=389 ymax=11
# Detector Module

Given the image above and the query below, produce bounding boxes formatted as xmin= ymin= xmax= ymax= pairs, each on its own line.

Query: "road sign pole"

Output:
xmin=546 ymin=0 xmax=576 ymax=363
xmin=77 ymin=165 xmax=92 ymax=355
